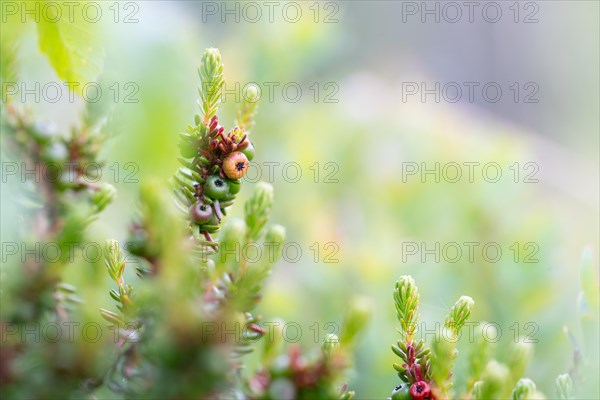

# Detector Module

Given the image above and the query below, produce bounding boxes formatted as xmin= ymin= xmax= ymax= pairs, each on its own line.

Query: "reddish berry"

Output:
xmin=223 ymin=151 xmax=249 ymax=180
xmin=189 ymin=201 xmax=213 ymax=224
xmin=409 ymin=381 xmax=431 ymax=400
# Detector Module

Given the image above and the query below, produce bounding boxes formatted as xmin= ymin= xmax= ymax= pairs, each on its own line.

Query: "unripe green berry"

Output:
xmin=242 ymin=141 xmax=255 ymax=161
xmin=205 ymin=175 xmax=230 ymax=200
xmin=390 ymin=384 xmax=411 ymax=400
xmin=227 ymin=178 xmax=241 ymax=194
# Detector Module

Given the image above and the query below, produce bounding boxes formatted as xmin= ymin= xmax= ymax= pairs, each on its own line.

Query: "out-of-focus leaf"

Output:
xmin=36 ymin=1 xmax=103 ymax=95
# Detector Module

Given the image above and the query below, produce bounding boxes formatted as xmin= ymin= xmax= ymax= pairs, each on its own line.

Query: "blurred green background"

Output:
xmin=2 ymin=1 xmax=599 ymax=398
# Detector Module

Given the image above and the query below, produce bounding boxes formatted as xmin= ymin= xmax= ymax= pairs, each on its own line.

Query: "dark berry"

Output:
xmin=189 ymin=201 xmax=213 ymax=224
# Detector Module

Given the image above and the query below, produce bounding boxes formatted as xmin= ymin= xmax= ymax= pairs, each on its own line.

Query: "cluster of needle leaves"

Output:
xmin=1 ymin=63 xmax=117 ymax=398
xmin=1 ymin=35 xmax=597 ymax=400
xmin=97 ymin=47 xmax=370 ymax=399
xmin=0 ymin=45 xmax=370 ymax=399
xmin=388 ymin=263 xmax=599 ymax=400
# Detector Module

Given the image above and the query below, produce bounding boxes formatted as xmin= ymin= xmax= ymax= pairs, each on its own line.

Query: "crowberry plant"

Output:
xmin=1 ymin=46 xmax=366 ymax=399
xmin=387 ymin=265 xmax=598 ymax=400
xmin=1 ymin=14 xmax=598 ymax=397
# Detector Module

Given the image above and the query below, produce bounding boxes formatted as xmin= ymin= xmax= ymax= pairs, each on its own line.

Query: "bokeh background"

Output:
xmin=2 ymin=1 xmax=599 ymax=398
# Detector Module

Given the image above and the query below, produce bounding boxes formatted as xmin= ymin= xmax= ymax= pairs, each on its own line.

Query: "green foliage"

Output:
xmin=508 ymin=340 xmax=534 ymax=385
xmin=198 ymin=47 xmax=225 ymax=124
xmin=229 ymin=223 xmax=285 ymax=311
xmin=1 ymin=96 xmax=115 ymax=399
xmin=428 ymin=296 xmax=474 ymax=398
xmin=236 ymin=84 xmax=260 ymax=131
xmin=393 ymin=275 xmax=420 ymax=342
xmin=339 ymin=297 xmax=372 ymax=348
xmin=97 ymin=47 xmax=364 ymax=399
xmin=444 ymin=295 xmax=474 ymax=335
xmin=387 ymin=271 xmax=598 ymax=400
xmin=474 ymin=360 xmax=511 ymax=399
xmin=465 ymin=323 xmax=494 ymax=392
xmin=36 ymin=1 xmax=103 ymax=95
xmin=322 ymin=333 xmax=341 ymax=356
xmin=580 ymin=248 xmax=599 ymax=313
xmin=556 ymin=374 xmax=573 ymax=399
xmin=100 ymin=240 xmax=135 ymax=327
xmin=1 ymin=98 xmax=115 ymax=324
xmin=512 ymin=378 xmax=539 ymax=400
xmin=389 ymin=277 xmax=542 ymax=400
xmin=430 ymin=327 xmax=458 ymax=398
xmin=553 ymin=248 xmax=600 ymax=399
xmin=248 ymin=308 xmax=368 ymax=400
xmin=244 ymin=181 xmax=274 ymax=240
xmin=4 ymin=12 xmax=596 ymax=398
xmin=1 ymin=41 xmax=18 ymax=101
xmin=174 ymin=49 xmax=259 ymax=253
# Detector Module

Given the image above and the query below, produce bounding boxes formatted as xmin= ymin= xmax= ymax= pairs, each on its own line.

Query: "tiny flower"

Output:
xmin=229 ymin=126 xmax=245 ymax=142
xmin=409 ymin=381 xmax=431 ymax=400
